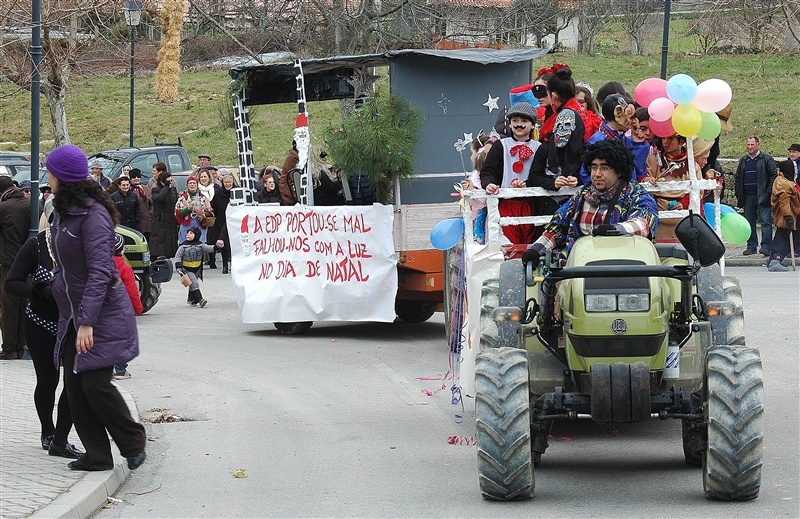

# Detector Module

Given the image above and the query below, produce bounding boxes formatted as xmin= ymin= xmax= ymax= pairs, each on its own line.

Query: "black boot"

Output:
xmin=207 ymin=252 xmax=217 ymax=269
xmin=197 ymin=290 xmax=208 ymax=308
xmin=222 ymin=259 xmax=229 ymax=274
xmin=188 ymin=290 xmax=199 ymax=306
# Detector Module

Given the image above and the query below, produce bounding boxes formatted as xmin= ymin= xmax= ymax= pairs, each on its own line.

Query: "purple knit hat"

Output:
xmin=46 ymin=144 xmax=89 ymax=183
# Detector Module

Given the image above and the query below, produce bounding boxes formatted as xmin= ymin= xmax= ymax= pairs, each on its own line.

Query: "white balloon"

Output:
xmin=691 ymin=79 xmax=732 ymax=113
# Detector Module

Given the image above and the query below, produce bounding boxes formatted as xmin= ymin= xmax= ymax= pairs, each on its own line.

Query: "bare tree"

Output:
xmin=684 ymin=9 xmax=739 ymax=54
xmin=576 ymin=0 xmax=615 ymax=54
xmin=0 ymin=0 xmax=119 ymax=146
xmin=723 ymin=0 xmax=782 ymax=50
xmin=782 ymin=0 xmax=800 ymax=46
xmin=616 ymin=0 xmax=660 ymax=54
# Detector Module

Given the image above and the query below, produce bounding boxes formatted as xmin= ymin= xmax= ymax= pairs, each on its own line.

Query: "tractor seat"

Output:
xmin=655 ymin=243 xmax=689 ymax=261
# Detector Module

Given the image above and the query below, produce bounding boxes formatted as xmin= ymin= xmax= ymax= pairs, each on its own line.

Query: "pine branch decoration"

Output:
xmin=326 ymin=92 xmax=423 ymax=204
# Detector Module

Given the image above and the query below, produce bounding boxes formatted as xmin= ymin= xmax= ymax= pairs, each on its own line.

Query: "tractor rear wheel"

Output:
xmin=475 ymin=347 xmax=533 ymax=500
xmin=682 ymin=419 xmax=704 ymax=466
xmin=703 ymin=345 xmax=764 ymax=501
xmin=697 ymin=266 xmax=745 ymax=346
xmin=479 ymin=260 xmax=525 ymax=351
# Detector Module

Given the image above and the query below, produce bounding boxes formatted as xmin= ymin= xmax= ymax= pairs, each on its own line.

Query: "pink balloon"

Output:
xmin=648 ymin=97 xmax=676 ymax=122
xmin=691 ymin=79 xmax=733 ymax=113
xmin=649 ymin=118 xmax=676 ymax=138
xmin=634 ymin=78 xmax=668 ymax=109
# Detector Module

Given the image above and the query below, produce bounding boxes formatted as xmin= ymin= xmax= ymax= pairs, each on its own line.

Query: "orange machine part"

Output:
xmin=396 ymin=249 xmax=445 ymax=302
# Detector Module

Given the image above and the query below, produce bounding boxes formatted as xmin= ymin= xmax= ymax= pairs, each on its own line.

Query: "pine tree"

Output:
xmin=326 ymin=92 xmax=422 ymax=204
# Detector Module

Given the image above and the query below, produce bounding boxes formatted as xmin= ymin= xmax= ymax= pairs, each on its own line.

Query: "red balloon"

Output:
xmin=634 ymin=78 xmax=668 ymax=109
xmin=649 ymin=118 xmax=676 ymax=138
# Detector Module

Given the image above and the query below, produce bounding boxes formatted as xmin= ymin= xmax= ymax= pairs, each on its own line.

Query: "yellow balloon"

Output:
xmin=671 ymin=103 xmax=702 ymax=137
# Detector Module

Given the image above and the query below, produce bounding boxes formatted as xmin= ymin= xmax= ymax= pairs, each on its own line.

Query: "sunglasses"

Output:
xmin=533 ymin=85 xmax=548 ymax=99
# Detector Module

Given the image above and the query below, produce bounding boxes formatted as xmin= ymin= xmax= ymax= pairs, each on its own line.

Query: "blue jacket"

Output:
xmin=50 ymin=198 xmax=139 ymax=373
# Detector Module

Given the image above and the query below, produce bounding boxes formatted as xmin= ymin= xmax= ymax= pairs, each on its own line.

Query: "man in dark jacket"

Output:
xmin=110 ymin=177 xmax=140 ymax=230
xmin=0 ymin=176 xmax=30 ymax=359
xmin=734 ymin=136 xmax=778 ymax=256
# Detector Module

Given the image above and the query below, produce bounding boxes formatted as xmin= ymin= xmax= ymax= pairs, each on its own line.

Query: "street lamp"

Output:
xmin=123 ymin=0 xmax=143 ymax=147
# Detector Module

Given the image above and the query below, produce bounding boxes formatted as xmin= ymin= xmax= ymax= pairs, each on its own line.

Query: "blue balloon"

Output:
xmin=430 ymin=218 xmax=465 ymax=250
xmin=704 ymin=203 xmax=736 ymax=229
xmin=666 ymin=74 xmax=698 ymax=105
xmin=704 ymin=203 xmax=717 ymax=229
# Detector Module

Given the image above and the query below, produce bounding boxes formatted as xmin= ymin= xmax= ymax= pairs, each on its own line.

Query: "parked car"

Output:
xmin=12 ymin=166 xmax=50 ymax=187
xmin=88 ymin=143 xmax=194 ymax=189
xmin=0 ymin=151 xmax=31 ymax=165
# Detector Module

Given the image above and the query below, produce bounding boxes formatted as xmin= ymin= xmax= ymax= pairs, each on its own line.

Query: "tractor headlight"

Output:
xmin=617 ymin=293 xmax=649 ymax=312
xmin=585 ymin=293 xmax=650 ymax=312
xmin=585 ymin=294 xmax=617 ymax=312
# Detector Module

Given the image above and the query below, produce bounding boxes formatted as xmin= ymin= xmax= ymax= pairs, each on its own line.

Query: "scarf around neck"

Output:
xmin=584 ymin=179 xmax=624 ymax=207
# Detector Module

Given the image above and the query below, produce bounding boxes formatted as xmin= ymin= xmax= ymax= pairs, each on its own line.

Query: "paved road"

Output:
xmin=89 ymin=266 xmax=798 ymax=518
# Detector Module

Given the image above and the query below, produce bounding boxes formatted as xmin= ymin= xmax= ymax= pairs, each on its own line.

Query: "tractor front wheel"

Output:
xmin=475 ymin=347 xmax=534 ymax=500
xmin=703 ymin=345 xmax=764 ymax=501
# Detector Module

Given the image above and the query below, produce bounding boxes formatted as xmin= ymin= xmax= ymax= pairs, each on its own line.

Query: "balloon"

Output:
xmin=704 ymin=203 xmax=736 ymax=230
xmin=648 ymin=97 xmax=675 ymax=122
xmin=704 ymin=203 xmax=717 ymax=229
xmin=649 ymin=117 xmax=676 ymax=138
xmin=430 ymin=218 xmax=465 ymax=250
xmin=634 ymin=78 xmax=668 ymax=108
xmin=720 ymin=213 xmax=751 ymax=244
xmin=691 ymin=79 xmax=733 ymax=113
xmin=672 ymin=103 xmax=702 ymax=137
xmin=697 ymin=110 xmax=721 ymax=140
xmin=666 ymin=74 xmax=698 ymax=105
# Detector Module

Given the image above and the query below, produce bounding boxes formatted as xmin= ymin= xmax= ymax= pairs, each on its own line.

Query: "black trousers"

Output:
xmin=62 ymin=325 xmax=146 ymax=470
xmin=0 ymin=266 xmax=26 ymax=354
xmin=26 ymin=316 xmax=73 ymax=445
xmin=771 ymin=227 xmax=800 ymax=259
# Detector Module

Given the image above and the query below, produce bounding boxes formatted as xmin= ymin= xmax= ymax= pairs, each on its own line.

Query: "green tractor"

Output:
xmin=475 ymin=214 xmax=763 ymax=501
xmin=116 ymin=225 xmax=173 ymax=313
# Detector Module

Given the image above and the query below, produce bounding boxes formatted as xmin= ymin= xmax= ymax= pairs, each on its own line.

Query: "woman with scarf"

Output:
xmin=174 ymin=174 xmax=212 ymax=243
xmin=42 ymin=144 xmax=147 ymax=472
xmin=175 ymin=227 xmax=224 ymax=307
xmin=526 ymin=64 xmax=583 ymax=239
xmin=198 ymin=170 xmax=218 ymax=268
xmin=522 ymin=139 xmax=658 ymax=267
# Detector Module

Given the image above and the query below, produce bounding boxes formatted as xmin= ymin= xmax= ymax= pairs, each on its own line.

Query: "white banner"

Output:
xmin=226 ymin=204 xmax=398 ymax=323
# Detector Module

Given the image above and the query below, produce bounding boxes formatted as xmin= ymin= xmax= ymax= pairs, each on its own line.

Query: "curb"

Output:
xmin=29 ymin=383 xmax=139 ymax=519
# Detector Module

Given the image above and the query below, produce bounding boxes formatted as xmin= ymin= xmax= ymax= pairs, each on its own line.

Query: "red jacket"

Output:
xmin=114 ymin=255 xmax=143 ymax=316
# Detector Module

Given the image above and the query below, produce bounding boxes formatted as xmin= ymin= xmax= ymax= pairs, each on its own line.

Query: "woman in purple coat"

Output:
xmin=46 ymin=144 xmax=147 ymax=472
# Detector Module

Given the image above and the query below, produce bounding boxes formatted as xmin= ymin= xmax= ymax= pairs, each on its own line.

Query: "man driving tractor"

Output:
xmin=522 ymin=139 xmax=659 ymax=266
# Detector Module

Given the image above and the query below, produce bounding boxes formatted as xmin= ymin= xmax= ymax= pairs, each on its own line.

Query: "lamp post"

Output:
xmin=123 ymin=0 xmax=142 ymax=147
